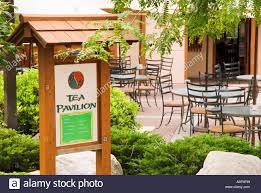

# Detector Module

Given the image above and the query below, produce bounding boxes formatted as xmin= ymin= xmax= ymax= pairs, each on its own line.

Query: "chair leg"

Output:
xmin=154 ymin=90 xmax=158 ymax=107
xmin=258 ymin=127 xmax=261 ymax=141
xmin=158 ymin=106 xmax=165 ymax=128
xmin=145 ymin=91 xmax=151 ymax=107
xmin=190 ymin=113 xmax=194 ymax=136
xmin=184 ymin=103 xmax=190 ymax=123
xmin=166 ymin=107 xmax=174 ymax=126
xmin=138 ymin=91 xmax=144 ymax=111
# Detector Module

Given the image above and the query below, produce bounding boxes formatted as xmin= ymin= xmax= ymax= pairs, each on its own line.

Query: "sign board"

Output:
xmin=55 ymin=63 xmax=98 ymax=147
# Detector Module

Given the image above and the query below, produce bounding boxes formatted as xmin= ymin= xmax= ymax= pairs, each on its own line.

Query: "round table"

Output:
xmin=172 ymin=86 xmax=243 ymax=98
xmin=219 ymin=105 xmax=261 ymax=146
xmin=237 ymin=75 xmax=261 ymax=81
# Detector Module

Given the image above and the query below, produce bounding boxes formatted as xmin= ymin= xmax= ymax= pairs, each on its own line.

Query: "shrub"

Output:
xmin=110 ymin=87 xmax=140 ymax=129
xmin=0 ymin=69 xmax=39 ymax=135
xmin=0 ymin=171 xmax=27 ymax=175
xmin=133 ymin=134 xmax=260 ymax=175
xmin=111 ymin=126 xmax=164 ymax=175
xmin=0 ymin=127 xmax=39 ymax=173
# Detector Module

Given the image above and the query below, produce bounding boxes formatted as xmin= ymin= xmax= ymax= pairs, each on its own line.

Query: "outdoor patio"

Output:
xmin=136 ymin=82 xmax=261 ymax=144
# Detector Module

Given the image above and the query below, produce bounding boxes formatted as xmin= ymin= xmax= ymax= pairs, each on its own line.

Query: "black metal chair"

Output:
xmin=206 ymin=90 xmax=246 ymax=137
xmin=161 ymin=56 xmax=173 ymax=75
xmin=158 ymin=74 xmax=188 ymax=128
xmin=187 ymin=82 xmax=221 ymax=135
xmin=136 ymin=59 xmax=161 ymax=110
xmin=109 ymin=58 xmax=123 ymax=75
xmin=111 ymin=66 xmax=137 ymax=101
xmin=224 ymin=61 xmax=241 ymax=80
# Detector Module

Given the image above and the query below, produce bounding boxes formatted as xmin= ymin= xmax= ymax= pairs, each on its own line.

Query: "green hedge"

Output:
xmin=111 ymin=126 xmax=163 ymax=175
xmin=0 ymin=70 xmax=39 ymax=135
xmin=110 ymin=87 xmax=140 ymax=129
xmin=130 ymin=134 xmax=260 ymax=175
xmin=0 ymin=127 xmax=39 ymax=173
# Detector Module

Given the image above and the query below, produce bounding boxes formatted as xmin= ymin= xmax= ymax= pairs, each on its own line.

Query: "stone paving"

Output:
xmin=136 ymin=83 xmax=261 ymax=143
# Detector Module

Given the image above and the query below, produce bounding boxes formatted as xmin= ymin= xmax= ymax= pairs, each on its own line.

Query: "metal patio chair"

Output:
xmin=158 ymin=74 xmax=189 ymax=128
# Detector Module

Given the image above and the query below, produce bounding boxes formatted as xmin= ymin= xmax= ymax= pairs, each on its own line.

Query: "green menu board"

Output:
xmin=61 ymin=112 xmax=93 ymax=145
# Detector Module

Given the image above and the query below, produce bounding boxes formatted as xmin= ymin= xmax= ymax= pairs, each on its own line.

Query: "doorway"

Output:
xmin=215 ymin=19 xmax=252 ymax=75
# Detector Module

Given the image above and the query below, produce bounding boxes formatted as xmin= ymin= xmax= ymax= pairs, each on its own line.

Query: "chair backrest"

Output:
xmin=109 ymin=58 xmax=122 ymax=74
xmin=246 ymin=77 xmax=259 ymax=105
xmin=125 ymin=56 xmax=131 ymax=67
xmin=187 ymin=82 xmax=220 ymax=107
xmin=219 ymin=88 xmax=246 ymax=106
xmin=146 ymin=59 xmax=161 ymax=79
xmin=111 ymin=66 xmax=137 ymax=87
xmin=159 ymin=74 xmax=173 ymax=95
xmin=161 ymin=57 xmax=173 ymax=75
xmin=224 ymin=61 xmax=240 ymax=79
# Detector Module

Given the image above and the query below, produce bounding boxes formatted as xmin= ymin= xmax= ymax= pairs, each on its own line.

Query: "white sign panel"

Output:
xmin=55 ymin=63 xmax=98 ymax=147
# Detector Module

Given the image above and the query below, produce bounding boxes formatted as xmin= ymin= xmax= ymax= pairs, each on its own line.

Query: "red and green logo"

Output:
xmin=68 ymin=71 xmax=84 ymax=89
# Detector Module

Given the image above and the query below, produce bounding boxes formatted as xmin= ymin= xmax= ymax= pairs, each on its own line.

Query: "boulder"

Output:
xmin=30 ymin=151 xmax=123 ymax=175
xmin=197 ymin=151 xmax=261 ymax=175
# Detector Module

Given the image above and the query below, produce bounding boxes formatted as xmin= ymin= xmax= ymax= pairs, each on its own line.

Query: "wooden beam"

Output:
xmin=3 ymin=59 xmax=17 ymax=129
xmin=184 ymin=33 xmax=188 ymax=80
xmin=139 ymin=14 xmax=146 ymax=65
xmin=250 ymin=19 xmax=256 ymax=75
xmin=96 ymin=60 xmax=111 ymax=175
xmin=38 ymin=45 xmax=56 ymax=175
xmin=57 ymin=144 xmax=102 ymax=155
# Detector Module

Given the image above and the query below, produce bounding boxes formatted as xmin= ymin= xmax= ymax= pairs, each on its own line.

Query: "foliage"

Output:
xmin=0 ymin=171 xmax=27 ymax=175
xmin=0 ymin=126 xmax=39 ymax=173
xmin=110 ymin=87 xmax=140 ymax=129
xmin=0 ymin=0 xmax=17 ymax=66
xmin=56 ymin=12 xmax=148 ymax=62
xmin=0 ymin=69 xmax=39 ymax=135
xmin=111 ymin=126 xmax=164 ymax=175
xmin=16 ymin=70 xmax=39 ymax=135
xmin=111 ymin=0 xmax=261 ymax=56
xmin=132 ymin=134 xmax=260 ymax=175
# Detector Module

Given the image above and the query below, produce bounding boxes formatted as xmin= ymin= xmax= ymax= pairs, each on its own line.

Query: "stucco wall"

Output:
xmin=187 ymin=38 xmax=214 ymax=79
xmin=145 ymin=18 xmax=185 ymax=83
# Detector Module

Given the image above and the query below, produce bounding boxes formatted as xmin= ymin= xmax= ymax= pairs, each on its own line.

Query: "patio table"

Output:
xmin=172 ymin=86 xmax=243 ymax=98
xmin=215 ymin=105 xmax=261 ymax=146
xmin=237 ymin=75 xmax=261 ymax=81
xmin=110 ymin=74 xmax=149 ymax=81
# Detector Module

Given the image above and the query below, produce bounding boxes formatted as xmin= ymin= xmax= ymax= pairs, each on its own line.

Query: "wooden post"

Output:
xmin=139 ymin=14 xmax=146 ymax=65
xmin=38 ymin=45 xmax=56 ymax=175
xmin=3 ymin=66 xmax=17 ymax=129
xmin=184 ymin=33 xmax=188 ymax=80
xmin=96 ymin=61 xmax=111 ymax=175
xmin=250 ymin=19 xmax=256 ymax=75
xmin=4 ymin=0 xmax=17 ymax=129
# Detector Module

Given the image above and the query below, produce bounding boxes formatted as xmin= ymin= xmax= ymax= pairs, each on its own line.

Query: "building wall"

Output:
xmin=258 ymin=25 xmax=261 ymax=75
xmin=187 ymin=38 xmax=214 ymax=79
xmin=145 ymin=18 xmax=185 ymax=84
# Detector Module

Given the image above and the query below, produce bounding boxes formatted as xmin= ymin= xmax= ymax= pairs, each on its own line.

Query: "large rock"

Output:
xmin=197 ymin=151 xmax=261 ymax=175
xmin=30 ymin=151 xmax=123 ymax=175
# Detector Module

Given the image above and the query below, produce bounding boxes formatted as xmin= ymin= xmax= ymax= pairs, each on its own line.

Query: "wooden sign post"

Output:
xmin=7 ymin=13 xmax=145 ymax=175
xmin=38 ymin=45 xmax=111 ymax=175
